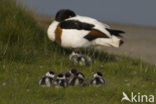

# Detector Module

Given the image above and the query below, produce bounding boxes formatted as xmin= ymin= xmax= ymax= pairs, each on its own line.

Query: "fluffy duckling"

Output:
xmin=54 ymin=73 xmax=68 ymax=88
xmin=39 ymin=71 xmax=55 ymax=87
xmin=90 ymin=72 xmax=106 ymax=86
xmin=69 ymin=51 xmax=93 ymax=66
xmin=69 ymin=69 xmax=88 ymax=86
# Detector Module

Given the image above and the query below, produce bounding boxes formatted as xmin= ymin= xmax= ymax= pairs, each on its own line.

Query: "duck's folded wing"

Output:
xmin=60 ymin=20 xmax=94 ymax=30
xmin=84 ymin=29 xmax=109 ymax=41
xmin=60 ymin=20 xmax=110 ymax=41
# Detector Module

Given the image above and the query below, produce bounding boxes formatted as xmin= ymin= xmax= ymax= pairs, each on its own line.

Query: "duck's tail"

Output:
xmin=92 ymin=35 xmax=124 ymax=48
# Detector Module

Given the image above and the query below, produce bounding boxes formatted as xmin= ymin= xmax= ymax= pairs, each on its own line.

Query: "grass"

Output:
xmin=0 ymin=0 xmax=156 ymax=104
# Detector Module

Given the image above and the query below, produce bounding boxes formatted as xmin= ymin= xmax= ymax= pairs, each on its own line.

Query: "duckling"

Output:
xmin=69 ymin=71 xmax=88 ymax=86
xmin=90 ymin=72 xmax=106 ymax=86
xmin=54 ymin=73 xmax=68 ymax=88
xmin=77 ymin=72 xmax=88 ymax=86
xmin=69 ymin=51 xmax=93 ymax=66
xmin=39 ymin=71 xmax=55 ymax=87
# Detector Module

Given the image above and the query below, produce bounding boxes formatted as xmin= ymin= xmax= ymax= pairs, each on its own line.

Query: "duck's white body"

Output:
xmin=47 ymin=15 xmax=121 ymax=48
xmin=48 ymin=20 xmax=90 ymax=48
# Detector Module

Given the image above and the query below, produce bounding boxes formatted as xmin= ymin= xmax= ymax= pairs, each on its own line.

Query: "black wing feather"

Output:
xmin=106 ymin=28 xmax=125 ymax=37
xmin=60 ymin=20 xmax=94 ymax=30
xmin=84 ymin=35 xmax=97 ymax=41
